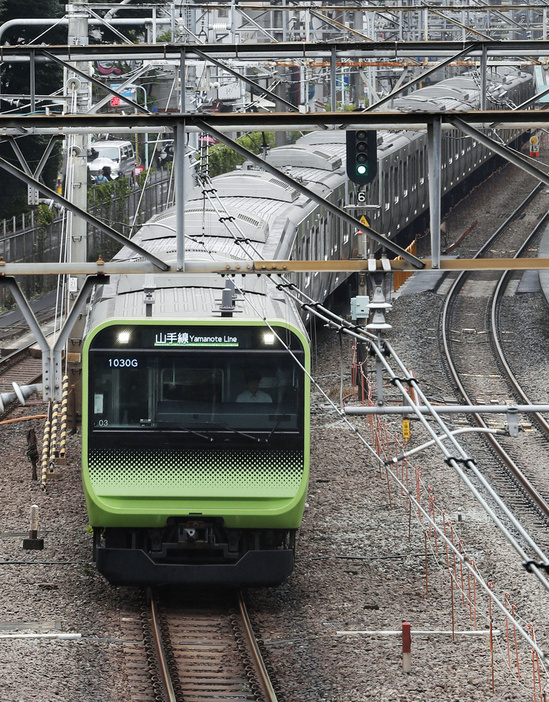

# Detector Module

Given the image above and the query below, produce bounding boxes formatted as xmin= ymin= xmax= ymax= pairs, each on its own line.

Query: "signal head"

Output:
xmin=346 ymin=130 xmax=377 ymax=185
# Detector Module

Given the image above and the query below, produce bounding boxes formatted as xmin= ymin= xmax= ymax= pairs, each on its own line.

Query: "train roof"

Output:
xmin=193 ymin=170 xmax=301 ymax=202
xmin=85 ymin=66 xmax=533 ymax=339
xmin=87 ymin=268 xmax=300 ymax=330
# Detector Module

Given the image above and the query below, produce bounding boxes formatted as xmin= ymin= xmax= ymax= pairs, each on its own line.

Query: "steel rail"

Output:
xmin=0 ymin=343 xmax=37 ymax=372
xmin=441 ymin=182 xmax=549 ymax=518
xmin=237 ymin=591 xmax=278 ymax=702
xmin=491 ymin=213 xmax=549 ymax=435
xmin=149 ymin=591 xmax=178 ymax=702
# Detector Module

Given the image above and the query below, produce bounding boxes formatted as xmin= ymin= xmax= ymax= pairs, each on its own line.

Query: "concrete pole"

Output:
xmin=330 ymin=47 xmax=337 ymax=111
xmin=175 ymin=120 xmax=185 ymax=272
xmin=66 ymin=0 xmax=90 ymax=290
xmin=176 ymin=49 xmax=186 ymax=271
xmin=353 ymin=9 xmax=365 ymax=108
xmin=65 ymin=0 xmax=90 ymax=410
xmin=480 ymin=45 xmax=487 ymax=111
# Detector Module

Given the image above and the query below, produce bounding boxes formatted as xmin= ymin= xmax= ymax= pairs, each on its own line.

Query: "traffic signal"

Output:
xmin=346 ymin=130 xmax=377 ymax=185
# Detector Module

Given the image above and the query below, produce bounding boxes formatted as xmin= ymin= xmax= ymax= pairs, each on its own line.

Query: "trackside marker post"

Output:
xmin=403 ymin=621 xmax=411 ymax=673
xmin=22 ymin=504 xmax=44 ymax=550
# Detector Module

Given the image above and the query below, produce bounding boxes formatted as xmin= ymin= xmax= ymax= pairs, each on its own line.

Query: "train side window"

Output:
xmin=419 ymin=148 xmax=425 ymax=185
xmin=392 ymin=165 xmax=399 ymax=204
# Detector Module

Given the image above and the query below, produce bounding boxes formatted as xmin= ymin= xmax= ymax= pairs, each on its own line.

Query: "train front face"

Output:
xmin=82 ymin=319 xmax=310 ymax=587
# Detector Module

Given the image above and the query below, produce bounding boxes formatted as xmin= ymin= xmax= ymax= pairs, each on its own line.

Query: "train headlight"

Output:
xmin=118 ymin=331 xmax=131 ymax=344
xmin=263 ymin=332 xmax=275 ymax=345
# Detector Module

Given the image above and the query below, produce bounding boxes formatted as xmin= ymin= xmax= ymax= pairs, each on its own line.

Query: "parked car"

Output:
xmin=88 ymin=140 xmax=137 ymax=183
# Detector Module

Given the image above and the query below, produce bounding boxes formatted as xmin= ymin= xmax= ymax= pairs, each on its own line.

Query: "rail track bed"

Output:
xmin=121 ymin=589 xmax=278 ymax=702
xmin=442 ymin=183 xmax=549 ymax=553
xmin=3 ymin=156 xmax=549 ymax=701
xmin=0 ymin=347 xmax=42 ymax=392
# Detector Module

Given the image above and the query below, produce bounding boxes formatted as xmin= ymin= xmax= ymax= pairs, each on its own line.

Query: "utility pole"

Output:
xmin=66 ymin=0 xmax=90 ymax=294
xmin=66 ymin=0 xmax=90 ymax=417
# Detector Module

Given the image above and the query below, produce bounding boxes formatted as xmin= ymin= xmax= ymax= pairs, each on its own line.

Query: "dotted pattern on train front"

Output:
xmin=87 ymin=447 xmax=305 ymax=496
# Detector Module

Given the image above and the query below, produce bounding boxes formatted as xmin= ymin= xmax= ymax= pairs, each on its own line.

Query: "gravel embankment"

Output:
xmin=1 ymin=149 xmax=549 ymax=700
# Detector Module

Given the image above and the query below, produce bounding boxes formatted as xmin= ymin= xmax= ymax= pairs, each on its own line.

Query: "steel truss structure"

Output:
xmin=3 ymin=34 xmax=549 ymax=396
xmin=3 ymin=38 xmax=549 ymax=267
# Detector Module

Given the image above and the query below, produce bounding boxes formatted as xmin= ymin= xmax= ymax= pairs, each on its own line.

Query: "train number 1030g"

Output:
xmin=108 ymin=358 xmax=139 ymax=367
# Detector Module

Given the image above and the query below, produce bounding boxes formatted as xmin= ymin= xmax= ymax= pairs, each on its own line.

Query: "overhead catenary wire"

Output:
xmin=247 ymin=269 xmax=549 ymax=586
xmin=231 ymin=276 xmax=548 ymax=665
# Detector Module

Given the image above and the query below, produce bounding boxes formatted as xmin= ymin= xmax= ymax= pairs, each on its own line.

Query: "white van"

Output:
xmin=88 ymin=140 xmax=137 ymax=183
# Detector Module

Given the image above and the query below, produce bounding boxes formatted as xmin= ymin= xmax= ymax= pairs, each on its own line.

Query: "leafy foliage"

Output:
xmin=0 ymin=0 xmax=65 ymax=99
xmin=204 ymin=132 xmax=276 ymax=178
xmin=88 ymin=178 xmax=133 ymax=261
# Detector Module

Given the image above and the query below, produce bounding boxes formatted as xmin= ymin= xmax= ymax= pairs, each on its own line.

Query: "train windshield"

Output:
xmin=88 ymin=348 xmax=305 ymax=447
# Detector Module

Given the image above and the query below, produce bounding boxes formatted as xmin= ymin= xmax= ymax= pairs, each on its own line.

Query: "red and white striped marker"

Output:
xmin=402 ymin=621 xmax=411 ymax=672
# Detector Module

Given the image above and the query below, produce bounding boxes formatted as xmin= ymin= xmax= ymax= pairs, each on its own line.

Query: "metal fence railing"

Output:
xmin=0 ymin=169 xmax=173 ymax=310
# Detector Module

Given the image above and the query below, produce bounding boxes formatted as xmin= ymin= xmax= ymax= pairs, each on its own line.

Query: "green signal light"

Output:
xmin=346 ymin=130 xmax=377 ymax=185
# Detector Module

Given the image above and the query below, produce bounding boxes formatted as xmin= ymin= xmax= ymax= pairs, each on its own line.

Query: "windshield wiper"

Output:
xmin=207 ymin=423 xmax=262 ymax=443
xmin=265 ymin=414 xmax=291 ymax=443
xmin=156 ymin=421 xmax=213 ymax=441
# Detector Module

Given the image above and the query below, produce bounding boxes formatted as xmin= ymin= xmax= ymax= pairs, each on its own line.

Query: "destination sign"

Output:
xmin=154 ymin=331 xmax=239 ymax=347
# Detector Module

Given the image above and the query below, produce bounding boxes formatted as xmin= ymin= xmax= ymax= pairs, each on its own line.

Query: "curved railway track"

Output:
xmin=0 ymin=290 xmax=58 ymax=346
xmin=122 ymin=589 xmax=278 ymax=702
xmin=441 ymin=181 xmax=549 ymax=525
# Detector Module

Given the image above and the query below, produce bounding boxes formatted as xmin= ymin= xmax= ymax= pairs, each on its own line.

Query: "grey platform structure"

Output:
xmin=392 ymin=260 xmax=452 ymax=298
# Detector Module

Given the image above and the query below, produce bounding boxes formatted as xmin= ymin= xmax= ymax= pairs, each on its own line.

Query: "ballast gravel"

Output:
xmin=0 ymin=151 xmax=549 ymax=700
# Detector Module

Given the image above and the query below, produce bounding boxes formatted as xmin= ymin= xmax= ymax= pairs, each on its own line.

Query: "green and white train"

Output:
xmin=83 ymin=263 xmax=310 ymax=586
